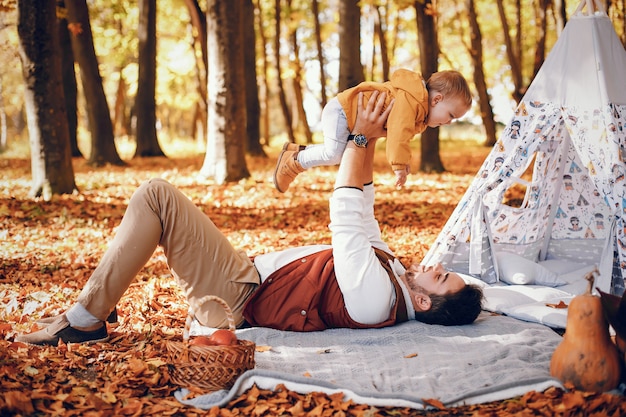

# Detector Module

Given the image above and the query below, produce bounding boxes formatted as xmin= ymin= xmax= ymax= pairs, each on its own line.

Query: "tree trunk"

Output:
xmin=515 ymin=0 xmax=522 ymax=67
xmin=65 ymin=0 xmax=123 ymax=166
xmin=338 ymin=0 xmax=364 ymax=91
xmin=134 ymin=0 xmax=165 ymax=157
xmin=113 ymin=73 xmax=129 ymax=136
xmin=620 ymin=0 xmax=626 ymax=47
xmin=532 ymin=0 xmax=549 ymax=80
xmin=312 ymin=0 xmax=328 ymax=108
xmin=57 ymin=0 xmax=81 ymax=158
xmin=287 ymin=0 xmax=313 ymax=144
xmin=200 ymin=0 xmax=250 ymax=183
xmin=255 ymin=0 xmax=271 ymax=146
xmin=370 ymin=27 xmax=377 ymax=81
xmin=496 ymin=0 xmax=525 ymax=103
xmin=182 ymin=0 xmax=207 ymax=74
xmin=374 ymin=5 xmax=390 ymax=81
xmin=415 ymin=0 xmax=444 ymax=173
xmin=291 ymin=70 xmax=313 ymax=145
xmin=182 ymin=0 xmax=207 ymax=145
xmin=0 ymin=80 xmax=7 ymax=153
xmin=243 ymin=0 xmax=265 ymax=157
xmin=273 ymin=0 xmax=296 ymax=143
xmin=17 ymin=0 xmax=76 ymax=198
xmin=390 ymin=8 xmax=400 ymax=59
xmin=467 ymin=0 xmax=497 ymax=147
xmin=553 ymin=0 xmax=567 ymax=36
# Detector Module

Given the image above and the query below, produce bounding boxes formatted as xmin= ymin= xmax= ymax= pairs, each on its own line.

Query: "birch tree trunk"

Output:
xmin=200 ymin=0 xmax=249 ymax=183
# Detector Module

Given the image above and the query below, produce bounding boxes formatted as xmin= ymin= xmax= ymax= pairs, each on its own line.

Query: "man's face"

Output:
xmin=404 ymin=263 xmax=466 ymax=296
xmin=426 ymin=95 xmax=469 ymax=128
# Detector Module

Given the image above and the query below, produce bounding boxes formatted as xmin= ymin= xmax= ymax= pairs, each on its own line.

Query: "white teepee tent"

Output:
xmin=422 ymin=0 xmax=626 ymax=295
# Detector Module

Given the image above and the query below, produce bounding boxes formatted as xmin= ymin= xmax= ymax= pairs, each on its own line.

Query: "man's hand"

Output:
xmin=351 ymin=91 xmax=394 ymax=140
xmin=334 ymin=91 xmax=394 ymax=190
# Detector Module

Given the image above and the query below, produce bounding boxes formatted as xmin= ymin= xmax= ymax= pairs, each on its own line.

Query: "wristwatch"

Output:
xmin=347 ymin=133 xmax=368 ymax=148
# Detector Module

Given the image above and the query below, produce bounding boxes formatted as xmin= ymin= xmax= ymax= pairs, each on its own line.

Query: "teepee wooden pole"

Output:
xmin=575 ymin=0 xmax=606 ymax=15
xmin=574 ymin=0 xmax=588 ymax=15
xmin=593 ymin=0 xmax=606 ymax=13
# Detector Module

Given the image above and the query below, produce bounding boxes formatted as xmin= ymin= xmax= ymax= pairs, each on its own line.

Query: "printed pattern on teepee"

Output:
xmin=423 ymin=4 xmax=626 ymax=295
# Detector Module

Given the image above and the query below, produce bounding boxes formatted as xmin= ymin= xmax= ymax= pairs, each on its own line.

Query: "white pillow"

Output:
xmin=495 ymin=252 xmax=567 ymax=287
xmin=538 ymin=259 xmax=588 ymax=275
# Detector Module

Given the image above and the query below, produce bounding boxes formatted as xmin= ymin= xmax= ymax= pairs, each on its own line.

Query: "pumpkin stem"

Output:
xmin=584 ymin=267 xmax=599 ymax=294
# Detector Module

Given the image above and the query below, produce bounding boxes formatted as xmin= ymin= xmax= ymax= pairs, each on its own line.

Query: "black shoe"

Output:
xmin=15 ymin=315 xmax=109 ymax=346
xmin=37 ymin=307 xmax=119 ymax=327
xmin=106 ymin=308 xmax=118 ymax=325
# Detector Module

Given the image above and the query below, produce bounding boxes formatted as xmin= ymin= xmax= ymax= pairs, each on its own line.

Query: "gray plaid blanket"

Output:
xmin=177 ymin=312 xmax=563 ymax=410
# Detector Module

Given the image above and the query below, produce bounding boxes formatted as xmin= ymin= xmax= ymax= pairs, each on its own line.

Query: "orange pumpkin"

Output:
xmin=550 ymin=269 xmax=622 ymax=392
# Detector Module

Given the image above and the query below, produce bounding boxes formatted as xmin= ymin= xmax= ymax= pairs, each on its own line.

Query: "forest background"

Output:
xmin=2 ymin=0 xmax=626 ymax=415
xmin=1 ymin=0 xmax=625 ymax=199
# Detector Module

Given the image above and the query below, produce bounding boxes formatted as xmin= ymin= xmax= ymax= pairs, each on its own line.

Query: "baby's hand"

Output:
xmin=394 ymin=166 xmax=410 ymax=187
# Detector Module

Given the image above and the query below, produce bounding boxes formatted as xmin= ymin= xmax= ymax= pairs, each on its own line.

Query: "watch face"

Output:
xmin=353 ymin=134 xmax=368 ymax=148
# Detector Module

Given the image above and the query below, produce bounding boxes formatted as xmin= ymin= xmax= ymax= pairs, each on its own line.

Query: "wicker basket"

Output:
xmin=165 ymin=295 xmax=255 ymax=392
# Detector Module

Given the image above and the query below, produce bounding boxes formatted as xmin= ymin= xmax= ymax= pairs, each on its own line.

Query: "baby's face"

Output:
xmin=426 ymin=96 xmax=469 ymax=128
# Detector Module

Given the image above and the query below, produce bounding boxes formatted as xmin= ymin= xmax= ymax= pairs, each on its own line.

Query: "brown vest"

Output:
xmin=243 ymin=248 xmax=408 ymax=332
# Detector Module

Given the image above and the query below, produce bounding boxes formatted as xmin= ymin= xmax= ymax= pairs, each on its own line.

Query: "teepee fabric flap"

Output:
xmin=423 ymin=12 xmax=626 ymax=296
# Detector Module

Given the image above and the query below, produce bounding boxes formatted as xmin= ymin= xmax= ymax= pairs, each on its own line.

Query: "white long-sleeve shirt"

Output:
xmin=254 ymin=184 xmax=414 ymax=324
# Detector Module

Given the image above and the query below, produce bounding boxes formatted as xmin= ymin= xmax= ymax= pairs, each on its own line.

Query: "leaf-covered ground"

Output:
xmin=1 ymin=143 xmax=625 ymax=416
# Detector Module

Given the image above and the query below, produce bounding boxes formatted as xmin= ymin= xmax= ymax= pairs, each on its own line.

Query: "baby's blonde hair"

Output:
xmin=426 ymin=71 xmax=472 ymax=107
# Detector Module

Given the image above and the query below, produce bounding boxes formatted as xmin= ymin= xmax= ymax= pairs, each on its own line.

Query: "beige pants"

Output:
xmin=76 ymin=178 xmax=260 ymax=328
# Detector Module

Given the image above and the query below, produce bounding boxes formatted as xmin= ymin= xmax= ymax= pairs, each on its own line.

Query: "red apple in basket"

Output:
xmin=189 ymin=336 xmax=215 ymax=346
xmin=208 ymin=329 xmax=238 ymax=346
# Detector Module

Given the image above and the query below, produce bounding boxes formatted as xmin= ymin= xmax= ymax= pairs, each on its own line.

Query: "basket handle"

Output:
xmin=182 ymin=295 xmax=236 ymax=342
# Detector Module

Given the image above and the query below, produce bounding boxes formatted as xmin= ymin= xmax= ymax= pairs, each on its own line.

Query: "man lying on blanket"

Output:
xmin=16 ymin=92 xmax=483 ymax=346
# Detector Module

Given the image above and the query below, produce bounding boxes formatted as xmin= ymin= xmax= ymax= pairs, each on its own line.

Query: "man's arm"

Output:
xmin=357 ymin=93 xmax=394 ymax=250
xmin=330 ymin=91 xmax=396 ymax=325
xmin=334 ymin=91 xmax=394 ymax=189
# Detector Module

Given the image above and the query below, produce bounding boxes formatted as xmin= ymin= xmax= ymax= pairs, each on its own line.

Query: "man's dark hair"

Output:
xmin=413 ymin=284 xmax=483 ymax=326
